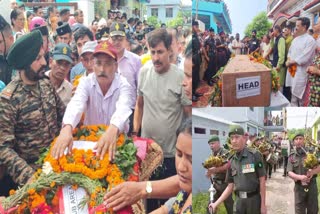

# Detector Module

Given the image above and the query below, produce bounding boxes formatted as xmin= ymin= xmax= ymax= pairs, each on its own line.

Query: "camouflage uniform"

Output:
xmin=0 ymin=74 xmax=65 ymax=186
xmin=287 ymin=147 xmax=318 ymax=214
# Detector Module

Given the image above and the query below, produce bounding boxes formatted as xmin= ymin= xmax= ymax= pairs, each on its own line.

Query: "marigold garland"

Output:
xmin=2 ymin=125 xmax=138 ymax=214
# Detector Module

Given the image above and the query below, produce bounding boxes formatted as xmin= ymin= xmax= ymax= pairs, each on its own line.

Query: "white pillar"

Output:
xmin=70 ymin=0 xmax=94 ymax=27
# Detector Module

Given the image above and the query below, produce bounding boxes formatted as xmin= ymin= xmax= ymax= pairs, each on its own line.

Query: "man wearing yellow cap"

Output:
xmin=0 ymin=30 xmax=65 ymax=195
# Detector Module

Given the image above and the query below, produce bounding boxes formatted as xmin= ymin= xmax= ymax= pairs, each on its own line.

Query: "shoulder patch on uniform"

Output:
xmin=257 ymin=162 xmax=263 ymax=168
xmin=0 ymin=81 xmax=18 ymax=100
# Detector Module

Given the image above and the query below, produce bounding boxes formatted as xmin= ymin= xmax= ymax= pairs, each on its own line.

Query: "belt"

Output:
xmin=235 ymin=190 xmax=259 ymax=199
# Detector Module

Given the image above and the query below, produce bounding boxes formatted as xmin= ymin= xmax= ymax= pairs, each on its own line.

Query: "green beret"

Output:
xmin=293 ymin=131 xmax=304 ymax=141
xmin=228 ymin=125 xmax=244 ymax=137
xmin=208 ymin=135 xmax=220 ymax=144
xmin=7 ymin=30 xmax=43 ymax=70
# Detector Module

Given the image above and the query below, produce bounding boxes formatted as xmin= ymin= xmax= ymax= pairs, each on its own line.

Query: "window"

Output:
xmin=151 ymin=8 xmax=158 ymax=17
xmin=194 ymin=127 xmax=206 ymax=134
xmin=210 ymin=129 xmax=219 ymax=135
xmin=166 ymin=8 xmax=173 ymax=18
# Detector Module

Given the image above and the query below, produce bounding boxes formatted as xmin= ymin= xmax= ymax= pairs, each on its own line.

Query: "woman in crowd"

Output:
xmin=10 ymin=9 xmax=25 ymax=41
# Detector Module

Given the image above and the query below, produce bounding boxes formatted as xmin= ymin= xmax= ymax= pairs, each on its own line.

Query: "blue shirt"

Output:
xmin=70 ymin=62 xmax=85 ymax=83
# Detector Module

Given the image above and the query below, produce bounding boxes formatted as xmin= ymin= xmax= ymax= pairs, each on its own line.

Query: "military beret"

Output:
xmin=56 ymin=22 xmax=71 ymax=36
xmin=208 ymin=135 xmax=220 ymax=144
xmin=228 ymin=125 xmax=244 ymax=137
xmin=293 ymin=131 xmax=304 ymax=141
xmin=209 ymin=27 xmax=214 ymax=32
xmin=7 ymin=30 xmax=43 ymax=70
xmin=32 ymin=24 xmax=48 ymax=36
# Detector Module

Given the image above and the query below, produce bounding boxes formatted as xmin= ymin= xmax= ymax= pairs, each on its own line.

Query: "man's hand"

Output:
xmin=51 ymin=125 xmax=73 ymax=159
xmin=261 ymin=204 xmax=267 ymax=214
xmin=208 ymin=202 xmax=218 ymax=213
xmin=103 ymin=181 xmax=145 ymax=211
xmin=94 ymin=125 xmax=119 ymax=161
xmin=306 ymin=66 xmax=319 ymax=75
xmin=300 ymin=175 xmax=311 ymax=183
xmin=206 ymin=167 xmax=217 ymax=178
xmin=276 ymin=67 xmax=280 ymax=72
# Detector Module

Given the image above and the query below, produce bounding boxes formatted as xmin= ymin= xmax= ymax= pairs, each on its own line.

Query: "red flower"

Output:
xmin=117 ymin=205 xmax=133 ymax=214
xmin=31 ymin=203 xmax=53 ymax=214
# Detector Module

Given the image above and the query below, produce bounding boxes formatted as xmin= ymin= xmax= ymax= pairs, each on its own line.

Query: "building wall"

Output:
xmin=145 ymin=0 xmax=181 ymax=23
xmin=192 ymin=115 xmax=234 ymax=193
xmin=284 ymin=0 xmax=314 ymax=26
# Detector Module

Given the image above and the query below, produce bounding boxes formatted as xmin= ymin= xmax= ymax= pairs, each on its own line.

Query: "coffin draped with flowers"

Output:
xmin=0 ymin=125 xmax=163 ymax=214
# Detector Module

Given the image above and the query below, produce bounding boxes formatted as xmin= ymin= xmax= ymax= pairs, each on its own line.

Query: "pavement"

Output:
xmin=266 ymin=166 xmax=295 ymax=214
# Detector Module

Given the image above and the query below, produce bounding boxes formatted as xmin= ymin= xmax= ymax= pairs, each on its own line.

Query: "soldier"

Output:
xmin=287 ymin=132 xmax=318 ymax=214
xmin=203 ymin=27 xmax=216 ymax=86
xmin=0 ymin=30 xmax=65 ymax=196
xmin=46 ymin=43 xmax=73 ymax=105
xmin=209 ymin=125 xmax=267 ymax=214
xmin=206 ymin=135 xmax=233 ymax=214
xmin=56 ymin=22 xmax=72 ymax=45
xmin=192 ymin=20 xmax=202 ymax=102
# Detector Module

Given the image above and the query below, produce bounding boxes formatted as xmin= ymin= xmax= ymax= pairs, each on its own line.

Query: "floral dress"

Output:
xmin=308 ymin=53 xmax=320 ymax=106
xmin=169 ymin=190 xmax=192 ymax=214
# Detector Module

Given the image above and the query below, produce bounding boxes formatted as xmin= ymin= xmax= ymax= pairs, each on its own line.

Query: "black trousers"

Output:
xmin=204 ymin=56 xmax=216 ymax=81
xmin=147 ymin=157 xmax=177 ymax=213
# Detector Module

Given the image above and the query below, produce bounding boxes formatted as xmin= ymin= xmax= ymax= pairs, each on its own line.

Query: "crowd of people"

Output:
xmin=0 ymin=1 xmax=192 ymax=213
xmin=192 ymin=16 xmax=320 ymax=107
xmin=205 ymin=126 xmax=320 ymax=214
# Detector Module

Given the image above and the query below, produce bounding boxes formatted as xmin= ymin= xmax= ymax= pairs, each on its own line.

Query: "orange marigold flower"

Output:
xmin=28 ymin=188 xmax=36 ymax=195
xmin=9 ymin=189 xmax=16 ymax=195
xmin=50 ymin=181 xmax=56 ymax=188
xmin=72 ymin=184 xmax=78 ymax=190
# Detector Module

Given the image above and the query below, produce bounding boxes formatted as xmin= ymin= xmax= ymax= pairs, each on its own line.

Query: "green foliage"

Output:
xmin=147 ymin=16 xmax=161 ymax=28
xmin=193 ymin=192 xmax=227 ymax=214
xmin=167 ymin=11 xmax=184 ymax=28
xmin=288 ymin=128 xmax=311 ymax=141
xmin=94 ymin=0 xmax=107 ymax=20
xmin=115 ymin=139 xmax=137 ymax=179
xmin=244 ymin=12 xmax=272 ymax=39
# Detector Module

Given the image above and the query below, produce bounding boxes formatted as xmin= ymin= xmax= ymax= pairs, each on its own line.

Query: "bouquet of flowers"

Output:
xmin=0 ymin=125 xmax=140 ymax=214
xmin=209 ymin=66 xmax=224 ymax=107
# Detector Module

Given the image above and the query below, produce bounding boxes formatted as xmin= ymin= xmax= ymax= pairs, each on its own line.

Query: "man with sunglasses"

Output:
xmin=109 ymin=22 xmax=141 ymax=136
xmin=0 ymin=15 xmax=14 ymax=85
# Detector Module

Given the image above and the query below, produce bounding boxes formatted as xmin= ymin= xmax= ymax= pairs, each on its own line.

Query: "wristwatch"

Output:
xmin=146 ymin=181 xmax=152 ymax=198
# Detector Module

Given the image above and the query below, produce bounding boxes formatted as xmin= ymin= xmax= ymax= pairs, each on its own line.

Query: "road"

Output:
xmin=266 ymin=167 xmax=295 ymax=214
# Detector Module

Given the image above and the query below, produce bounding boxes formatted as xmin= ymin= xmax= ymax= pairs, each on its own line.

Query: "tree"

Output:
xmin=94 ymin=0 xmax=107 ymax=20
xmin=147 ymin=16 xmax=161 ymax=28
xmin=167 ymin=11 xmax=184 ymax=28
xmin=244 ymin=11 xmax=272 ymax=39
xmin=288 ymin=128 xmax=312 ymax=141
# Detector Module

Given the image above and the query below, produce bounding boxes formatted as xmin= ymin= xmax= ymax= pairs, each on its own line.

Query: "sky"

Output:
xmin=286 ymin=108 xmax=320 ymax=129
xmin=224 ymin=0 xmax=268 ymax=38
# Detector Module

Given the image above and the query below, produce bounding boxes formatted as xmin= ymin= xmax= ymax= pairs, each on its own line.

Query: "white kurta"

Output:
xmin=285 ymin=33 xmax=316 ymax=99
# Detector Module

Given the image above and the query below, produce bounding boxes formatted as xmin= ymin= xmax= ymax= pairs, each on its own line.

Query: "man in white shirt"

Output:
xmin=286 ymin=17 xmax=316 ymax=106
xmin=232 ymin=33 xmax=241 ymax=55
xmin=51 ymin=41 xmax=134 ymax=161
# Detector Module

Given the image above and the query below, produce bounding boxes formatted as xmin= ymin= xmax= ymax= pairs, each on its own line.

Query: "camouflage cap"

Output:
xmin=208 ymin=135 xmax=220 ymax=144
xmin=293 ymin=131 xmax=304 ymax=141
xmin=7 ymin=30 xmax=43 ymax=70
xmin=228 ymin=125 xmax=244 ymax=137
